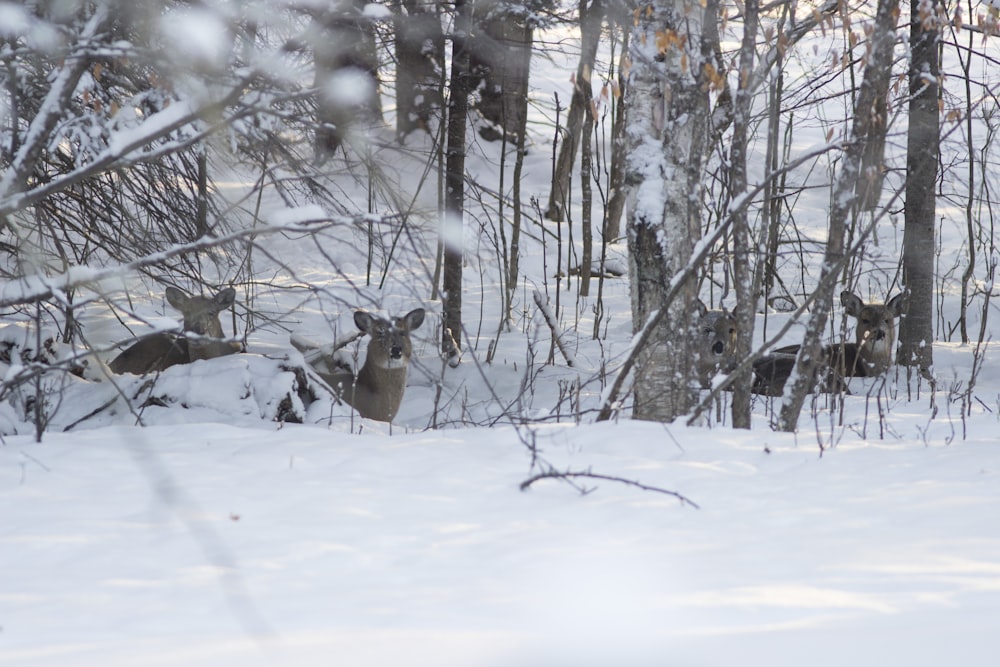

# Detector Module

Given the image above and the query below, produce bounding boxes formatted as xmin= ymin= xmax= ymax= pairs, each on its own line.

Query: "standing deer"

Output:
xmin=109 ymin=286 xmax=240 ymax=375
xmin=752 ymin=290 xmax=905 ymax=395
xmin=293 ymin=308 xmax=425 ymax=423
xmin=694 ymin=301 xmax=738 ymax=388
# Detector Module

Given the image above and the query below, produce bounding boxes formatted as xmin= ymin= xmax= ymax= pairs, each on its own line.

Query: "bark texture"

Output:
xmin=898 ymin=0 xmax=940 ymax=372
xmin=624 ymin=0 xmax=712 ymax=422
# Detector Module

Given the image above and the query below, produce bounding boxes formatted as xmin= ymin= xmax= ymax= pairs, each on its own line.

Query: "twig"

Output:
xmin=520 ymin=469 xmax=700 ymax=509
xmin=533 ymin=290 xmax=575 ymax=367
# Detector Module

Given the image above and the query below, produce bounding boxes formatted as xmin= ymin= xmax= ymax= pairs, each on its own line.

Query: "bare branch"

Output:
xmin=520 ymin=469 xmax=700 ymax=509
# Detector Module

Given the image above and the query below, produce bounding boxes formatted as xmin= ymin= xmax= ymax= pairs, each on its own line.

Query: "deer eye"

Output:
xmin=703 ymin=327 xmax=714 ymax=336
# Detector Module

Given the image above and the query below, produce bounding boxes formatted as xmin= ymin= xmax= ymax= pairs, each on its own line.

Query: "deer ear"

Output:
xmin=840 ymin=291 xmax=863 ymax=316
xmin=886 ymin=293 xmax=906 ymax=318
xmin=354 ymin=310 xmax=374 ymax=333
xmin=404 ymin=308 xmax=426 ymax=331
xmin=214 ymin=287 xmax=236 ymax=309
xmin=165 ymin=286 xmax=188 ymax=310
xmin=695 ymin=299 xmax=708 ymax=318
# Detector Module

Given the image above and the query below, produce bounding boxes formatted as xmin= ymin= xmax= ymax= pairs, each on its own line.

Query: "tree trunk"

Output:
xmin=313 ymin=0 xmax=381 ymax=158
xmin=394 ymin=0 xmax=444 ymax=140
xmin=777 ymin=0 xmax=899 ymax=431
xmin=856 ymin=70 xmax=890 ymax=210
xmin=604 ymin=44 xmax=627 ymax=242
xmin=442 ymin=0 xmax=471 ymax=356
xmin=545 ymin=0 xmax=605 ymax=221
xmin=898 ymin=0 xmax=939 ymax=372
xmin=624 ymin=0 xmax=713 ymax=422
xmin=728 ymin=0 xmax=760 ymax=429
xmin=470 ymin=8 xmax=533 ymax=141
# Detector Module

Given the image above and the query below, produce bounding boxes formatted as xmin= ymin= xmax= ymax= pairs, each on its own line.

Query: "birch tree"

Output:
xmin=624 ymin=0 xmax=715 ymax=422
xmin=727 ymin=0 xmax=760 ymax=429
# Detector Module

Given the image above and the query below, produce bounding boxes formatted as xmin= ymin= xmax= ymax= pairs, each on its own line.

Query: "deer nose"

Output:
xmin=390 ymin=345 xmax=403 ymax=359
xmin=712 ymin=341 xmax=725 ymax=355
xmin=875 ymin=330 xmax=886 ymax=341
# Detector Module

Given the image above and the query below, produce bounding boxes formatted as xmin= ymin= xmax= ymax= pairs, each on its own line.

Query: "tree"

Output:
xmin=897 ymin=0 xmax=941 ymax=373
xmin=311 ymin=0 xmax=382 ymax=158
xmin=777 ymin=0 xmax=900 ymax=432
xmin=393 ymin=0 xmax=444 ymax=140
xmin=545 ymin=0 xmax=605 ymax=221
xmin=441 ymin=0 xmax=473 ymax=357
xmin=727 ymin=0 xmax=760 ymax=429
xmin=624 ymin=0 xmax=715 ymax=422
xmin=465 ymin=1 xmax=551 ymax=143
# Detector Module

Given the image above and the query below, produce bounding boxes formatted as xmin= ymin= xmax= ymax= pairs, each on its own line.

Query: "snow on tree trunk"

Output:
xmin=624 ymin=0 xmax=712 ymax=422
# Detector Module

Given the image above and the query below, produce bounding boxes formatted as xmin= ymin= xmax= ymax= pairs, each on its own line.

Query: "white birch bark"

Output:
xmin=624 ymin=0 xmax=710 ymax=422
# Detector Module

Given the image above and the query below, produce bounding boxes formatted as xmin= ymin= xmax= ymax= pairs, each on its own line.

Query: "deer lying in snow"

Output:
xmin=292 ymin=308 xmax=425 ymax=423
xmin=109 ymin=286 xmax=240 ymax=375
xmin=752 ymin=290 xmax=905 ymax=395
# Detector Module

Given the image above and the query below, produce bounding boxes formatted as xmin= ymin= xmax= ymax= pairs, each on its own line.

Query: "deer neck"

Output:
xmin=857 ymin=331 xmax=895 ymax=375
xmin=353 ymin=360 xmax=408 ymax=422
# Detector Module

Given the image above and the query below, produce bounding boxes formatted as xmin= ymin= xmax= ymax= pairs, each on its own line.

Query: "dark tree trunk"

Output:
xmin=544 ymin=0 xmax=605 ymax=221
xmin=442 ymin=0 xmax=471 ymax=356
xmin=471 ymin=13 xmax=533 ymax=142
xmin=313 ymin=0 xmax=381 ymax=157
xmin=394 ymin=0 xmax=444 ymax=140
xmin=856 ymin=71 xmax=890 ymax=210
xmin=604 ymin=24 xmax=628 ymax=242
xmin=898 ymin=0 xmax=939 ymax=372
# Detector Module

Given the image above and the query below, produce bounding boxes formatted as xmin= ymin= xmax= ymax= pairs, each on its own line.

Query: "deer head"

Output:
xmin=840 ymin=290 xmax=905 ymax=375
xmin=694 ymin=300 xmax=738 ymax=388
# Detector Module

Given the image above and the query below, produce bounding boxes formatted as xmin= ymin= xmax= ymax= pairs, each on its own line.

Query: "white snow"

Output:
xmin=3 ymin=421 xmax=999 ymax=666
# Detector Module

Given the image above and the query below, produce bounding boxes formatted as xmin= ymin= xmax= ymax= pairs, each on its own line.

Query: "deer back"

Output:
xmin=109 ymin=286 xmax=239 ymax=375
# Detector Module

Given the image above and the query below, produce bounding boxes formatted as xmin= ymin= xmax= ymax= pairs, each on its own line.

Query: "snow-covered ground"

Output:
xmin=4 ymin=418 xmax=999 ymax=666
xmin=4 ymin=7 xmax=1000 ymax=667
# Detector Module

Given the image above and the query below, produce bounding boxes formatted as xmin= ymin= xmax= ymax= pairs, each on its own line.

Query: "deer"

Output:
xmin=109 ymin=286 xmax=241 ymax=375
xmin=292 ymin=307 xmax=425 ymax=423
xmin=694 ymin=301 xmax=739 ymax=388
xmin=752 ymin=290 xmax=905 ymax=396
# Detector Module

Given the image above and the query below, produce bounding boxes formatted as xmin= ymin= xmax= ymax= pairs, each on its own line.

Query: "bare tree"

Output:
xmin=727 ymin=0 xmax=760 ymax=429
xmin=311 ymin=0 xmax=382 ymax=158
xmin=469 ymin=2 xmax=541 ymax=141
xmin=393 ymin=0 xmax=444 ymax=140
xmin=897 ymin=0 xmax=942 ymax=373
xmin=624 ymin=0 xmax=715 ymax=422
xmin=545 ymin=0 xmax=605 ymax=221
xmin=442 ymin=0 xmax=472 ymax=356
xmin=777 ymin=0 xmax=900 ymax=432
